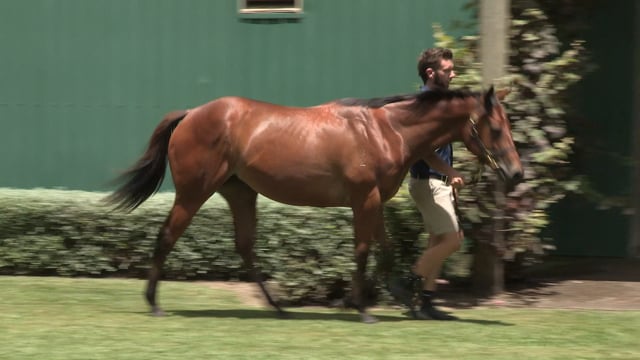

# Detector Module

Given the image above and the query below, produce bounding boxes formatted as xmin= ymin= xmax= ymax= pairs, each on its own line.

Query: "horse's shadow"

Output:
xmin=168 ymin=308 xmax=513 ymax=326
xmin=171 ymin=308 xmax=401 ymax=322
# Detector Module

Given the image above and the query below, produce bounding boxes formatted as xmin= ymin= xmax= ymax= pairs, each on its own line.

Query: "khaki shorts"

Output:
xmin=408 ymin=177 xmax=460 ymax=235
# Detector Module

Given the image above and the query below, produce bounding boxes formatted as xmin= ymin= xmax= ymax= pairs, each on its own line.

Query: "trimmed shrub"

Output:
xmin=1 ymin=188 xmax=436 ymax=304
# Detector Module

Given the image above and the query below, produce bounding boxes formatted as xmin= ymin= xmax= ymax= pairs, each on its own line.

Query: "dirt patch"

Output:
xmin=442 ymin=257 xmax=640 ymax=310
xmin=200 ymin=258 xmax=640 ymax=311
xmin=199 ymin=281 xmax=268 ymax=307
xmin=495 ymin=280 xmax=640 ymax=310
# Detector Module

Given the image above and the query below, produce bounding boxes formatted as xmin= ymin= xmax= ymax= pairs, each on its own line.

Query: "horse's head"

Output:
xmin=463 ymin=86 xmax=523 ymax=188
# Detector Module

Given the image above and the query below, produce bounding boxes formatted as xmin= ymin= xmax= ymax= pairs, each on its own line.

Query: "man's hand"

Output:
xmin=423 ymin=152 xmax=465 ymax=188
xmin=448 ymin=171 xmax=465 ymax=189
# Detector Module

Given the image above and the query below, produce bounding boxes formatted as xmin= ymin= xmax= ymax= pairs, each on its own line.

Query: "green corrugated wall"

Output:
xmin=0 ymin=0 xmax=470 ymax=190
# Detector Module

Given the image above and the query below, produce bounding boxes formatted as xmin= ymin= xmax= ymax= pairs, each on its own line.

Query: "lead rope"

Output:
xmin=453 ymin=160 xmax=484 ymax=231
xmin=452 ymin=186 xmax=468 ymax=233
xmin=454 ymin=116 xmax=494 ymax=230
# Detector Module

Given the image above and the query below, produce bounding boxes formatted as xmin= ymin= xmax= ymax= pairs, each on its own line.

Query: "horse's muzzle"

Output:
xmin=502 ymin=167 xmax=524 ymax=192
xmin=509 ymin=170 xmax=524 ymax=185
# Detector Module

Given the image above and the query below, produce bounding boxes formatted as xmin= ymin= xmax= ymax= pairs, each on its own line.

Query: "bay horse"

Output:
xmin=107 ymin=86 xmax=523 ymax=323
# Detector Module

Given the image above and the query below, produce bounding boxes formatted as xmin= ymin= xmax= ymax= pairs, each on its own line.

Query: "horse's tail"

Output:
xmin=105 ymin=110 xmax=189 ymax=211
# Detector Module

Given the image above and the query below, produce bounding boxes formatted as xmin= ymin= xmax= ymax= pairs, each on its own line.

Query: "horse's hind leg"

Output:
xmin=218 ymin=177 xmax=285 ymax=317
xmin=146 ymin=195 xmax=207 ymax=316
xmin=350 ymin=189 xmax=384 ymax=324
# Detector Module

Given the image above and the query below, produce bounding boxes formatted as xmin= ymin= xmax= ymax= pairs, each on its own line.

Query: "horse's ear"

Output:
xmin=495 ymin=88 xmax=510 ymax=101
xmin=486 ymin=85 xmax=495 ymax=98
xmin=484 ymin=85 xmax=495 ymax=112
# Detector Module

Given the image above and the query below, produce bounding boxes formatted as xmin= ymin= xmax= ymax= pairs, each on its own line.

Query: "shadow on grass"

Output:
xmin=456 ymin=318 xmax=513 ymax=326
xmin=398 ymin=310 xmax=513 ymax=326
xmin=171 ymin=308 xmax=401 ymax=322
xmin=169 ymin=308 xmax=513 ymax=325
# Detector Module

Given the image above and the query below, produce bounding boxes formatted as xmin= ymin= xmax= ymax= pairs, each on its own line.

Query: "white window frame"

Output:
xmin=237 ymin=0 xmax=304 ymax=14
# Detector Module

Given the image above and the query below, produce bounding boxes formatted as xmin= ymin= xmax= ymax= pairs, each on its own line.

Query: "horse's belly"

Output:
xmin=238 ymin=171 xmax=350 ymax=207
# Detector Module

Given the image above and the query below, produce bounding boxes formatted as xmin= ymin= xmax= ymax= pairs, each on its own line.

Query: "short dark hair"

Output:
xmin=417 ymin=47 xmax=453 ymax=84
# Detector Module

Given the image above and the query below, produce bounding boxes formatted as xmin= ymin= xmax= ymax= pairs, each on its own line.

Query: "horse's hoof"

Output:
xmin=276 ymin=310 xmax=290 ymax=319
xmin=360 ymin=313 xmax=378 ymax=324
xmin=329 ymin=298 xmax=347 ymax=309
xmin=151 ymin=307 xmax=166 ymax=317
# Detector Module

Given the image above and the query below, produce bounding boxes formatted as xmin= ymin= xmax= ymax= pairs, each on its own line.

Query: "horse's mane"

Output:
xmin=336 ymin=88 xmax=479 ymax=109
xmin=336 ymin=93 xmax=415 ymax=108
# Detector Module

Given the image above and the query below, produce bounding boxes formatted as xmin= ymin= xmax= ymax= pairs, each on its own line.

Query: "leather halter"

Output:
xmin=469 ymin=116 xmax=500 ymax=172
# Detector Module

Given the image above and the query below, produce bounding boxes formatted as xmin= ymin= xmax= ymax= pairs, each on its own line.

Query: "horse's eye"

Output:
xmin=491 ymin=127 xmax=502 ymax=138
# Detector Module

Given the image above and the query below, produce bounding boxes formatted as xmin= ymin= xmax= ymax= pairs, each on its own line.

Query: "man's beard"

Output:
xmin=433 ymin=74 xmax=449 ymax=89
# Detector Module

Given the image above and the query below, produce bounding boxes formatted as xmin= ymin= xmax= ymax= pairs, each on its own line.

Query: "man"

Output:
xmin=389 ymin=47 xmax=464 ymax=320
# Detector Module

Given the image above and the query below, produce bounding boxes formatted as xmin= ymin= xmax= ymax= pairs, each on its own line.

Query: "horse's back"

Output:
xmin=166 ymin=95 xmax=406 ymax=207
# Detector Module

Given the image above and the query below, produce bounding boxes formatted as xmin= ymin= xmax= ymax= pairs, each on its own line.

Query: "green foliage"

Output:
xmin=431 ymin=0 xmax=592 ymax=266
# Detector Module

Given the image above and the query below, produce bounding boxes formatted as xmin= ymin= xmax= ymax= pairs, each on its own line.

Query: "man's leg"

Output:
xmin=389 ymin=178 xmax=461 ymax=319
xmin=411 ymin=231 xmax=462 ymax=320
xmin=413 ymin=232 xmax=462 ymax=285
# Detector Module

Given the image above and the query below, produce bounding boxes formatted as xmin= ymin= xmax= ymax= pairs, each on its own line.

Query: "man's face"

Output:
xmin=428 ymin=58 xmax=456 ymax=90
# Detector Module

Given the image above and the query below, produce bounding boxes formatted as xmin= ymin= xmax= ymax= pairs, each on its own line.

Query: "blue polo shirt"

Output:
xmin=409 ymin=86 xmax=453 ymax=179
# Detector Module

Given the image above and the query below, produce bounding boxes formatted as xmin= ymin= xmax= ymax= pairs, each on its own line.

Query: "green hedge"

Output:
xmin=0 ymin=188 xmax=433 ymax=305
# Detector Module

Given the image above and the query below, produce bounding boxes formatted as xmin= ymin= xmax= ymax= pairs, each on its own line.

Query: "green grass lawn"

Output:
xmin=1 ymin=276 xmax=639 ymax=360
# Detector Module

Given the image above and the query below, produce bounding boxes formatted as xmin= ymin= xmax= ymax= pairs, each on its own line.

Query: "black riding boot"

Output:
xmin=414 ymin=290 xmax=458 ymax=320
xmin=387 ymin=272 xmax=422 ymax=309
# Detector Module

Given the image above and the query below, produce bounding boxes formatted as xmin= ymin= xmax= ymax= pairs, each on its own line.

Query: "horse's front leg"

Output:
xmin=351 ymin=189 xmax=384 ymax=324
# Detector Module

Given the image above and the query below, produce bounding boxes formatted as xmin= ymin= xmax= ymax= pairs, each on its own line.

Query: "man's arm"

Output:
xmin=423 ymin=152 xmax=465 ymax=188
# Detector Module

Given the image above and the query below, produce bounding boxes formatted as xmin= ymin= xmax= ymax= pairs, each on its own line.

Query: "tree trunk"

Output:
xmin=472 ymin=183 xmax=506 ymax=296
xmin=473 ymin=0 xmax=510 ymax=296
xmin=472 ymin=241 xmax=504 ymax=296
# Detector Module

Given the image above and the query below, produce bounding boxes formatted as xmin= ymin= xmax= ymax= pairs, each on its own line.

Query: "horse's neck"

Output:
xmin=391 ymin=99 xmax=472 ymax=160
